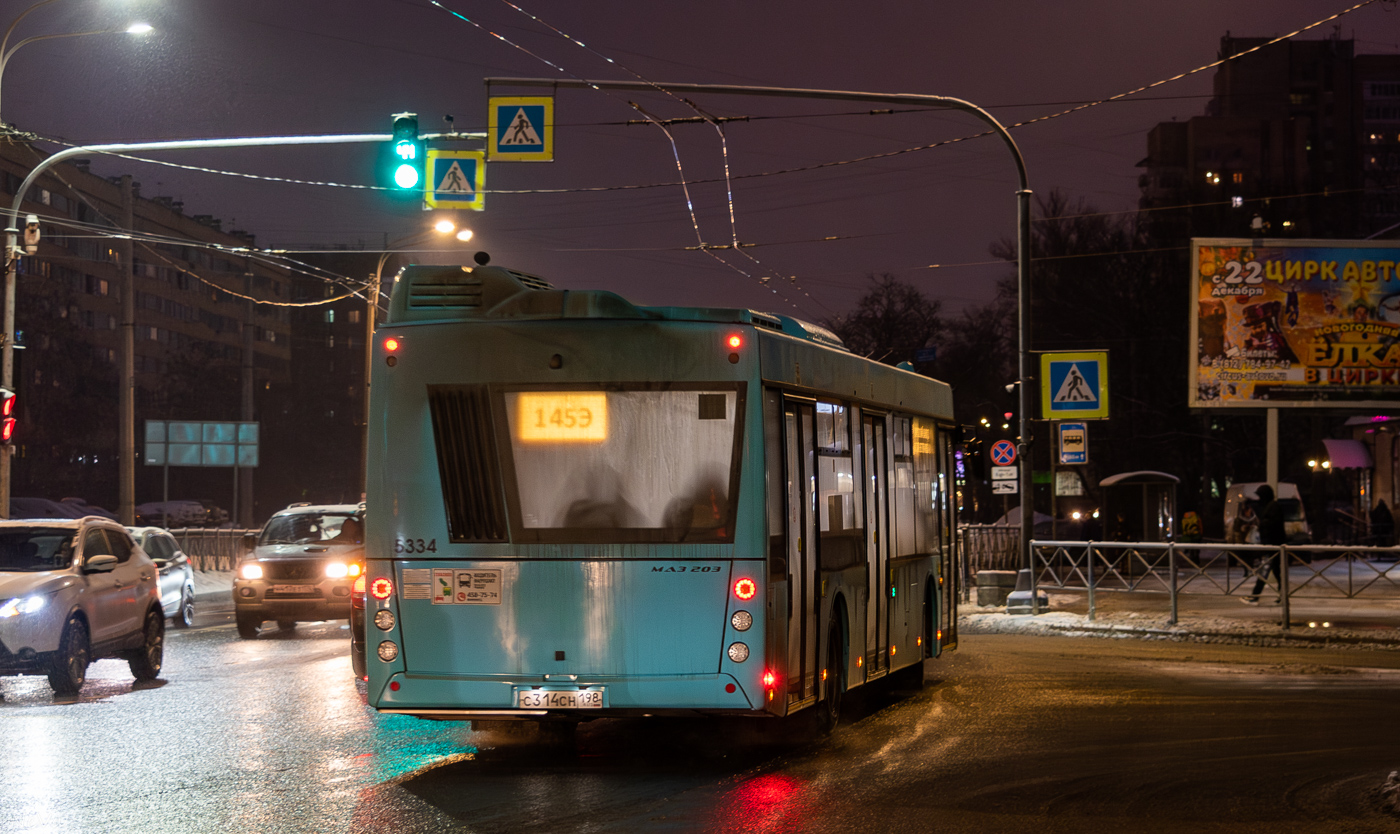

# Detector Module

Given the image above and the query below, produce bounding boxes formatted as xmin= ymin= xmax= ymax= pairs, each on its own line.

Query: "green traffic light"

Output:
xmin=388 ymin=112 xmax=423 ymax=192
xmin=393 ymin=162 xmax=420 ymax=189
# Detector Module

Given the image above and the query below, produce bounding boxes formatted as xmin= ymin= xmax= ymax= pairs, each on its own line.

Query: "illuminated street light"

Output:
xmin=360 ymin=221 xmax=474 ymax=488
xmin=0 ymin=1 xmax=153 ymax=125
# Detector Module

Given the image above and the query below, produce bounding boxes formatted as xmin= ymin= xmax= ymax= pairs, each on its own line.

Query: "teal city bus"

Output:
xmin=360 ymin=263 xmax=959 ymax=729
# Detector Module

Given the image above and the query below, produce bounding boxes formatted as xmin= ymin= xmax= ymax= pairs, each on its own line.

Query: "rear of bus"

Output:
xmin=363 ymin=265 xmax=772 ymax=720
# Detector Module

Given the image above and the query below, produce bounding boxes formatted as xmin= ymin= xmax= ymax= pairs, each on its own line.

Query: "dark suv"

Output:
xmin=233 ymin=504 xmax=364 ymax=638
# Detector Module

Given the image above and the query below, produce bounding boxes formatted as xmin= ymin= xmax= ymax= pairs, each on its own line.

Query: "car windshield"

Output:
xmin=259 ymin=513 xmax=361 ymax=546
xmin=0 ymin=528 xmax=77 ymax=571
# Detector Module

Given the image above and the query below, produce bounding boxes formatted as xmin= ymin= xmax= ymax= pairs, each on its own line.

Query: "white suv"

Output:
xmin=233 ymin=504 xmax=364 ymax=638
xmin=0 ymin=517 xmax=165 ymax=695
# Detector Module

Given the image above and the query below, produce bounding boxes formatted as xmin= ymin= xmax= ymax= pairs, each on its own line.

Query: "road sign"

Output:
xmin=145 ymin=420 xmax=258 ymax=467
xmin=992 ymin=479 xmax=1018 ymax=495
xmin=1059 ymin=422 xmax=1088 ymax=464
xmin=488 ymin=96 xmax=553 ymax=161
xmin=425 ymin=150 xmax=485 ymax=210
xmin=1041 ymin=351 xmax=1109 ymax=420
xmin=991 ymin=465 xmax=1017 ymax=481
xmin=990 ymin=439 xmax=1017 ymax=467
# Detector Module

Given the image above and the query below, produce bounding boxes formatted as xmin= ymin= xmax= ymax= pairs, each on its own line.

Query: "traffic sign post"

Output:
xmin=488 ymin=96 xmax=553 ymax=161
xmin=1041 ymin=351 xmax=1109 ymax=420
xmin=425 ymin=150 xmax=485 ymax=210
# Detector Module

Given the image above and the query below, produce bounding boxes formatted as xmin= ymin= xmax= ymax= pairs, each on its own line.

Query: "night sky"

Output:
xmin=6 ymin=0 xmax=1398 ymax=321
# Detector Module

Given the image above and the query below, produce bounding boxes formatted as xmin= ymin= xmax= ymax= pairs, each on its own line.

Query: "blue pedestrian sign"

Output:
xmin=990 ymin=439 xmax=1017 ymax=467
xmin=488 ymin=96 xmax=554 ymax=162
xmin=1040 ymin=351 xmax=1109 ymax=420
xmin=425 ymin=150 xmax=485 ymax=210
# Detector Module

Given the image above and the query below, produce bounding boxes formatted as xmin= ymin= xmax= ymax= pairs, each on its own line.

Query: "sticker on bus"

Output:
xmin=455 ymin=570 xmax=502 ymax=604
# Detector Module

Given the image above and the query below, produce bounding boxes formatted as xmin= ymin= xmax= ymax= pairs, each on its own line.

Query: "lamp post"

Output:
xmin=0 ymin=2 xmax=150 ymax=518
xmin=360 ymin=219 xmax=475 ymax=493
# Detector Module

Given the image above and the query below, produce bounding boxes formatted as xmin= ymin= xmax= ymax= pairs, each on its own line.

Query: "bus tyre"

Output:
xmin=351 ymin=639 xmax=367 ymax=679
xmin=128 ymin=609 xmax=165 ymax=682
xmin=236 ymin=612 xmax=262 ymax=639
xmin=818 ymin=626 xmax=844 ymax=734
xmin=47 ymin=615 xmax=90 ymax=696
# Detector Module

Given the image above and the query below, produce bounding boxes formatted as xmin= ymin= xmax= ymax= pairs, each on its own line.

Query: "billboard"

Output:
xmin=1190 ymin=238 xmax=1400 ymax=408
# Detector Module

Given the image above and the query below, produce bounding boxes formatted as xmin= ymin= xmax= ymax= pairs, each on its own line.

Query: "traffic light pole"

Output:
xmin=490 ymin=77 xmax=1036 ymax=583
xmin=0 ymin=131 xmax=445 ymax=519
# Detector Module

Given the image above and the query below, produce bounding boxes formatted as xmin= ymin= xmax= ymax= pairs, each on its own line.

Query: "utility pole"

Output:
xmin=241 ymin=262 xmax=256 ymax=527
xmin=118 ymin=175 xmax=135 ymax=525
xmin=489 ymin=77 xmax=1036 ymax=579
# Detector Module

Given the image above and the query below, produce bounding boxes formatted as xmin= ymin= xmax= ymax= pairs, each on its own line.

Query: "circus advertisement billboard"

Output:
xmin=1190 ymin=238 xmax=1400 ymax=408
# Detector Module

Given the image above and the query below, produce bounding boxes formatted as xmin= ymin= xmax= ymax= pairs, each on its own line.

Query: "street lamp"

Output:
xmin=360 ymin=220 xmax=475 ymax=491
xmin=0 ymin=1 xmax=153 ymax=125
xmin=0 ymin=1 xmax=151 ymax=518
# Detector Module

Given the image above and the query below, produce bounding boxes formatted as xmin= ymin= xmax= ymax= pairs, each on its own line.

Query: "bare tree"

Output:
xmin=826 ymin=273 xmax=942 ymax=366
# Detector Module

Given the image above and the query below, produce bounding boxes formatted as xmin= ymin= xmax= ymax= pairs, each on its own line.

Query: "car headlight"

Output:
xmin=239 ymin=562 xmax=264 ymax=580
xmin=0 ymin=595 xmax=47 ymax=618
xmin=325 ymin=562 xmax=349 ymax=579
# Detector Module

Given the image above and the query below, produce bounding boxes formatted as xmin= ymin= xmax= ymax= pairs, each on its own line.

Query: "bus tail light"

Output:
xmin=726 ymin=333 xmax=743 ymax=364
xmin=733 ymin=577 xmax=757 ymax=600
xmin=370 ymin=577 xmax=394 ymax=600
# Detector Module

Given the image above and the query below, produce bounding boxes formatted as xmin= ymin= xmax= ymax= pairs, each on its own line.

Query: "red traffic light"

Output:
xmin=0 ymin=389 xmax=14 ymax=445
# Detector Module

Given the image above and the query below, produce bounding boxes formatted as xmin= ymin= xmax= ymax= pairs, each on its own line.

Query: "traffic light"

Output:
xmin=0 ymin=388 xmax=16 ymax=445
xmin=388 ymin=113 xmax=424 ymax=192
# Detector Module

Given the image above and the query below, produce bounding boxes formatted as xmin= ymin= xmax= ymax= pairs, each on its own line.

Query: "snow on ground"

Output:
xmin=960 ymin=592 xmax=1400 ymax=651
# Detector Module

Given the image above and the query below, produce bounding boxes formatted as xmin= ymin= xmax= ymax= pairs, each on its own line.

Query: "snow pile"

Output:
xmin=959 ymin=594 xmax=1400 ymax=650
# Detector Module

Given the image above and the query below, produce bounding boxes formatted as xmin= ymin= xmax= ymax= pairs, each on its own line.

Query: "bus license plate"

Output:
xmin=516 ymin=688 xmax=604 ymax=709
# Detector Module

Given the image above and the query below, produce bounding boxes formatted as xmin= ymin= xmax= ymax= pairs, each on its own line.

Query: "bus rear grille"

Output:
xmin=408 ymin=275 xmax=484 ymax=309
xmin=428 ymin=386 xmax=508 ymax=542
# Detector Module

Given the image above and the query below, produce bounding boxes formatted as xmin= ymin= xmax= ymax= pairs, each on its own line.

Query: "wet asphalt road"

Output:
xmin=3 ymin=605 xmax=1400 ymax=834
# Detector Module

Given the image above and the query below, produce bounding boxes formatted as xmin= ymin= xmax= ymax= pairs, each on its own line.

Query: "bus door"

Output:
xmin=936 ymin=426 xmax=959 ymax=649
xmin=863 ymin=414 xmax=889 ymax=674
xmin=784 ymin=401 xmax=819 ymax=704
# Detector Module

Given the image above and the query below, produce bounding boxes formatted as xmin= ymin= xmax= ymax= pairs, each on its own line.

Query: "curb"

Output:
xmin=965 ymin=616 xmax=1400 ymax=649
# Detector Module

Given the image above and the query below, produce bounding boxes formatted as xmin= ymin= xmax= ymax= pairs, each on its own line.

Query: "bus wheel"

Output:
xmin=818 ymin=626 xmax=844 ymax=734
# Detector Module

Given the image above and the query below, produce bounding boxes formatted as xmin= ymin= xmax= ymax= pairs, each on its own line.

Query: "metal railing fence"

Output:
xmin=169 ymin=528 xmax=256 ymax=572
xmin=1029 ymin=540 xmax=1400 ymax=629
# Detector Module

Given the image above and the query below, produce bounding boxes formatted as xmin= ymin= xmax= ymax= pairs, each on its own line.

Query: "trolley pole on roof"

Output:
xmin=487 ymin=77 xmax=1036 ymax=578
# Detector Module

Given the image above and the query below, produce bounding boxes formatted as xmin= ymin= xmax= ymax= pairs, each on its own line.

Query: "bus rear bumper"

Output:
xmin=370 ymin=671 xmax=764 ymax=716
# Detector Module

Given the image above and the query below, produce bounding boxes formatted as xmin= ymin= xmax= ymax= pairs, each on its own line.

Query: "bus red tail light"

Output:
xmin=726 ymin=333 xmax=743 ymax=350
xmin=383 ymin=336 xmax=401 ymax=353
xmin=733 ymin=577 xmax=757 ymax=600
xmin=370 ymin=577 xmax=394 ymax=600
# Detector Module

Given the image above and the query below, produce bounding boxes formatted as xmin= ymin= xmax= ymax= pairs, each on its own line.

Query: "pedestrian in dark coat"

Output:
xmin=1244 ymin=485 xmax=1285 ymax=604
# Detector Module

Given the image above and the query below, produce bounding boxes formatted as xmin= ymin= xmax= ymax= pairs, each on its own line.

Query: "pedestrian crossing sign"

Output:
xmin=488 ymin=96 xmax=553 ymax=162
xmin=1040 ymin=351 xmax=1109 ymax=420
xmin=425 ymin=150 xmax=485 ymax=210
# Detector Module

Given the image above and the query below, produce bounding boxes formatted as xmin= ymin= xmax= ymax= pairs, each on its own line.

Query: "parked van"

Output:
xmin=1223 ymin=482 xmax=1311 ymax=544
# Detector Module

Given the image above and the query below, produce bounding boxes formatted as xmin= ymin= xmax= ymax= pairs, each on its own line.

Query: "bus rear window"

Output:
xmin=503 ymin=388 xmax=743 ymax=543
